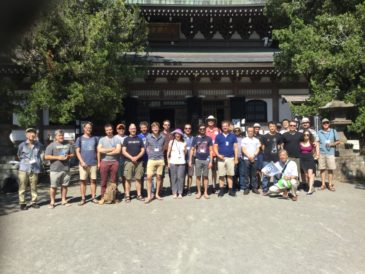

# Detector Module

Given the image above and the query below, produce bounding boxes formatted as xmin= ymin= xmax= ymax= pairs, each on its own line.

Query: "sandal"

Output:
xmin=91 ymin=198 xmax=99 ymax=204
xmin=78 ymin=199 xmax=86 ymax=206
xmin=62 ymin=202 xmax=72 ymax=207
xmin=124 ymin=196 xmax=131 ymax=203
xmin=136 ymin=195 xmax=145 ymax=202
xmin=48 ymin=203 xmax=55 ymax=209
xmin=144 ymin=198 xmax=152 ymax=204
xmin=320 ymin=185 xmax=326 ymax=190
xmin=204 ymin=194 xmax=210 ymax=199
xmin=195 ymin=194 xmax=202 ymax=199
xmin=329 ymin=185 xmax=336 ymax=192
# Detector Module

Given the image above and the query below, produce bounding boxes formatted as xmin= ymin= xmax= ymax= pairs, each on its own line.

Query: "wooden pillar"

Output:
xmin=272 ymin=88 xmax=279 ymax=122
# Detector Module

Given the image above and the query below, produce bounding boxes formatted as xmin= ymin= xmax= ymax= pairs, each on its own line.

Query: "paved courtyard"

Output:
xmin=1 ymin=179 xmax=365 ymax=274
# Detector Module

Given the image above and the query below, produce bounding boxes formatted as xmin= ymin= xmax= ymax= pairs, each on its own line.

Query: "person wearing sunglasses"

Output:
xmin=299 ymin=130 xmax=316 ymax=195
xmin=183 ymin=124 xmax=195 ymax=196
xmin=317 ymin=118 xmax=340 ymax=191
xmin=282 ymin=120 xmax=302 ymax=184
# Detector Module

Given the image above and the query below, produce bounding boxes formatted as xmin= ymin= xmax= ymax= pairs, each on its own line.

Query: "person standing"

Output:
xmin=233 ymin=126 xmax=245 ymax=191
xmin=241 ymin=126 xmax=261 ymax=195
xmin=138 ymin=121 xmax=149 ymax=193
xmin=183 ymin=123 xmax=194 ymax=196
xmin=161 ymin=120 xmax=173 ymax=191
xmin=75 ymin=122 xmax=98 ymax=205
xmin=299 ymin=130 xmax=317 ymax=195
xmin=260 ymin=121 xmax=283 ymax=194
xmin=44 ymin=130 xmax=75 ymax=208
xmin=317 ymin=118 xmax=340 ymax=191
xmin=253 ymin=123 xmax=264 ymax=184
xmin=122 ymin=123 xmax=145 ymax=202
xmin=115 ymin=123 xmax=127 ymax=192
xmin=190 ymin=124 xmax=213 ymax=199
xmin=145 ymin=122 xmax=165 ymax=203
xmin=299 ymin=117 xmax=320 ymax=158
xmin=205 ymin=115 xmax=220 ymax=193
xmin=97 ymin=124 xmax=121 ymax=203
xmin=167 ymin=129 xmax=187 ymax=199
xmin=17 ymin=128 xmax=43 ymax=210
xmin=280 ymin=119 xmax=290 ymax=134
xmin=282 ymin=120 xmax=303 ymax=182
xmin=213 ymin=121 xmax=238 ymax=197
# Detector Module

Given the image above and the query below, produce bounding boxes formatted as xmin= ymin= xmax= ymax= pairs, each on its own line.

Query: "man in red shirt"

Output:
xmin=205 ymin=115 xmax=221 ymax=193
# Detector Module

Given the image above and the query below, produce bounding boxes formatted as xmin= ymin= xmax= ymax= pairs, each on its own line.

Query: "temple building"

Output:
xmin=123 ymin=0 xmax=309 ymax=128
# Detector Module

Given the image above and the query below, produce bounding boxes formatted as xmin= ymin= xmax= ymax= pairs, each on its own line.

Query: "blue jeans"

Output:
xmin=234 ymin=158 xmax=245 ymax=190
xmin=244 ymin=160 xmax=258 ymax=190
xmin=262 ymin=161 xmax=278 ymax=192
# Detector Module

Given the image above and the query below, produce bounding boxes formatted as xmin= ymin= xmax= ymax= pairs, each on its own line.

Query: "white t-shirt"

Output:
xmin=278 ymin=160 xmax=298 ymax=178
xmin=169 ymin=140 xmax=186 ymax=165
xmin=241 ymin=136 xmax=261 ymax=160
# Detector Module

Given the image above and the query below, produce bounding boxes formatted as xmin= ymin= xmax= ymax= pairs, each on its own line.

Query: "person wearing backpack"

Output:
xmin=317 ymin=118 xmax=340 ymax=191
xmin=75 ymin=122 xmax=99 ymax=205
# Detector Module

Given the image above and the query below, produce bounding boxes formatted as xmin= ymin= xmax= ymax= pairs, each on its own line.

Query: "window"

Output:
xmin=245 ymin=100 xmax=267 ymax=122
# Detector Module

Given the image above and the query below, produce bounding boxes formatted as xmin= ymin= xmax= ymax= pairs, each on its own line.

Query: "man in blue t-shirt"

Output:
xmin=213 ymin=120 xmax=238 ymax=197
xmin=317 ymin=118 xmax=340 ymax=191
xmin=138 ymin=121 xmax=149 ymax=193
xmin=75 ymin=122 xmax=99 ymax=205
xmin=190 ymin=124 xmax=213 ymax=199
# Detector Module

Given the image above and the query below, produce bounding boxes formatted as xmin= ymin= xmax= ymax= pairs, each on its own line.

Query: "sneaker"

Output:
xmin=30 ymin=203 xmax=40 ymax=209
xmin=20 ymin=204 xmax=28 ymax=210
xmin=218 ymin=189 xmax=225 ymax=197
xmin=243 ymin=189 xmax=250 ymax=195
xmin=187 ymin=190 xmax=192 ymax=196
xmin=252 ymin=189 xmax=260 ymax=194
xmin=228 ymin=190 xmax=236 ymax=197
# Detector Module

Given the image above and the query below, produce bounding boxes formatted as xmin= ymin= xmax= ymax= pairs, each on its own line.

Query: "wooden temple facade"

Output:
xmin=123 ymin=0 xmax=309 ymax=128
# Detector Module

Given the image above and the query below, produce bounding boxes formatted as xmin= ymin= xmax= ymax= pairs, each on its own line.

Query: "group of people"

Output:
xmin=16 ymin=115 xmax=340 ymax=210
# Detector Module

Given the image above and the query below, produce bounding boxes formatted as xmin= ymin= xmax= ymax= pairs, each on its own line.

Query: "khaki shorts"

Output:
xmin=218 ymin=157 xmax=235 ymax=177
xmin=146 ymin=159 xmax=165 ymax=176
xmin=318 ymin=155 xmax=336 ymax=170
xmin=79 ymin=165 xmax=97 ymax=180
xmin=50 ymin=171 xmax=70 ymax=188
xmin=124 ymin=161 xmax=144 ymax=180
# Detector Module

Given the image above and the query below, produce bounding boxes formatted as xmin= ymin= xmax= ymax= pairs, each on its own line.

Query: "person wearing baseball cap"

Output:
xmin=17 ymin=128 xmax=44 ymax=210
xmin=317 ymin=118 xmax=340 ymax=191
xmin=205 ymin=115 xmax=221 ymax=193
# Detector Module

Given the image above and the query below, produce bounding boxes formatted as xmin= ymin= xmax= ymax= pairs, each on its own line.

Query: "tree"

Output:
xmin=266 ymin=0 xmax=365 ymax=135
xmin=12 ymin=0 xmax=148 ymax=126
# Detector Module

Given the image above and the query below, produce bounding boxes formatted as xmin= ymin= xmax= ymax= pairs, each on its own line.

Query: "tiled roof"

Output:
xmin=126 ymin=0 xmax=265 ymax=6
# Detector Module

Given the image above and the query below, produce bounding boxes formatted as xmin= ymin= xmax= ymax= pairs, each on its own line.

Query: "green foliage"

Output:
xmin=0 ymin=77 xmax=25 ymax=122
xmin=266 ymin=0 xmax=365 ymax=134
xmin=13 ymin=0 xmax=148 ymax=127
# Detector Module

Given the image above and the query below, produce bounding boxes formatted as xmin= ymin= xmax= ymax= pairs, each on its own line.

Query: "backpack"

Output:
xmin=99 ymin=182 xmax=117 ymax=204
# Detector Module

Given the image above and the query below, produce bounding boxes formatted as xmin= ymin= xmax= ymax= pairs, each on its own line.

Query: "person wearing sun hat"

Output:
xmin=317 ymin=118 xmax=340 ymax=191
xmin=167 ymin=128 xmax=187 ymax=199
xmin=205 ymin=115 xmax=221 ymax=193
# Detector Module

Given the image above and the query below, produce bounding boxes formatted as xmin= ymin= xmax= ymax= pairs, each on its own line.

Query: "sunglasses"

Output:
xmin=289 ymin=124 xmax=296 ymax=127
xmin=304 ymin=134 xmax=310 ymax=136
xmin=185 ymin=127 xmax=191 ymax=130
xmin=199 ymin=128 xmax=205 ymax=130
xmin=322 ymin=122 xmax=329 ymax=125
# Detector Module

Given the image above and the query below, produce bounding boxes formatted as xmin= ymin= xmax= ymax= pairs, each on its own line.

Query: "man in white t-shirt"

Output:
xmin=263 ymin=149 xmax=299 ymax=201
xmin=241 ymin=126 xmax=261 ymax=195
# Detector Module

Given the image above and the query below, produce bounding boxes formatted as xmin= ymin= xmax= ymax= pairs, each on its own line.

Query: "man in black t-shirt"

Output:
xmin=282 ymin=120 xmax=302 ymax=179
xmin=122 ymin=123 xmax=145 ymax=203
xmin=260 ymin=121 xmax=283 ymax=194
